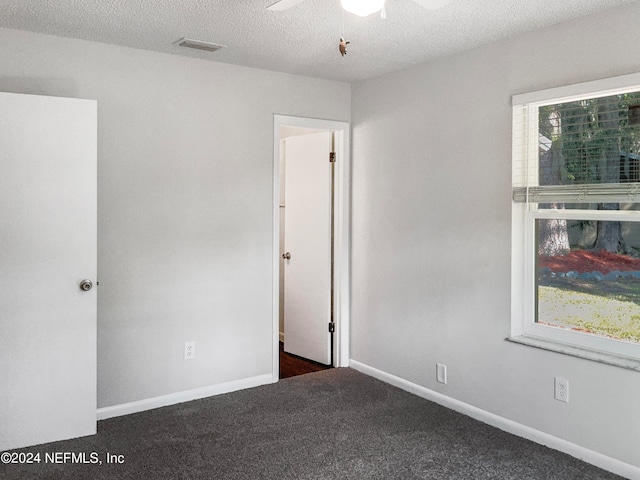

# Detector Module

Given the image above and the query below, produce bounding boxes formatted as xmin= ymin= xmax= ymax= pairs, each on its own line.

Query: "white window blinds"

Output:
xmin=512 ymin=76 xmax=640 ymax=205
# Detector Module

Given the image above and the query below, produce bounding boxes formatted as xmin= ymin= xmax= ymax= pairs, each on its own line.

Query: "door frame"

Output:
xmin=272 ymin=115 xmax=350 ymax=381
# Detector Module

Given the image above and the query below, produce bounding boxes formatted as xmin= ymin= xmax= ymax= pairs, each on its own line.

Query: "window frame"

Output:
xmin=511 ymin=72 xmax=640 ymax=362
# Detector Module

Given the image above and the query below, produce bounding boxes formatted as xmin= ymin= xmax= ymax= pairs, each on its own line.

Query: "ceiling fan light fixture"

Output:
xmin=340 ymin=0 xmax=386 ymax=17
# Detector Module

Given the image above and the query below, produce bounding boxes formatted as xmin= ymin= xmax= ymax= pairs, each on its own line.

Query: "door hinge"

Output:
xmin=329 ymin=152 xmax=336 ymax=163
xmin=328 ymin=322 xmax=335 ymax=333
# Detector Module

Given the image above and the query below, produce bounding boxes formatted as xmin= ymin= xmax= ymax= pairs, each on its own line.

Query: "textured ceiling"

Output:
xmin=0 ymin=0 xmax=637 ymax=82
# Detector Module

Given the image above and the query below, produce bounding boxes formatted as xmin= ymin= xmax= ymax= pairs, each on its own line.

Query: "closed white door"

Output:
xmin=283 ymin=132 xmax=332 ymax=365
xmin=0 ymin=92 xmax=97 ymax=451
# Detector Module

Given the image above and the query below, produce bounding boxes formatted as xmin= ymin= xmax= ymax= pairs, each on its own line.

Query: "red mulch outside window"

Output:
xmin=538 ymin=250 xmax=640 ymax=274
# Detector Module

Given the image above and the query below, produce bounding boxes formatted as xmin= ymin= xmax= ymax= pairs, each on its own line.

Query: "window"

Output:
xmin=512 ymin=73 xmax=640 ymax=362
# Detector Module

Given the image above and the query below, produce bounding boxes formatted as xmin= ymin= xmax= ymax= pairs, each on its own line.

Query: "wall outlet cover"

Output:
xmin=184 ymin=341 xmax=195 ymax=360
xmin=554 ymin=377 xmax=569 ymax=403
xmin=436 ymin=363 xmax=447 ymax=384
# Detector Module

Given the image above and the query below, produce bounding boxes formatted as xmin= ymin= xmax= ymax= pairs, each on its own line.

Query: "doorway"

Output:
xmin=272 ymin=115 xmax=350 ymax=382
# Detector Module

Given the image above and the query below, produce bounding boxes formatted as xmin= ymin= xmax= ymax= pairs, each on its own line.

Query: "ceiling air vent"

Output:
xmin=174 ymin=38 xmax=227 ymax=53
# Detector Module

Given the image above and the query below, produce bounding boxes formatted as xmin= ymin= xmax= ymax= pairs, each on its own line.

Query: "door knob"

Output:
xmin=79 ymin=279 xmax=93 ymax=292
xmin=282 ymin=252 xmax=291 ymax=260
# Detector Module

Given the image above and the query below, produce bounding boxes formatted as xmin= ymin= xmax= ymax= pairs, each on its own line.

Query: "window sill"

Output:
xmin=506 ymin=335 xmax=640 ymax=372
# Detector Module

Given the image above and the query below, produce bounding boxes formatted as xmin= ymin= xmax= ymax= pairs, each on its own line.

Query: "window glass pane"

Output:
xmin=536 ymin=219 xmax=640 ymax=344
xmin=538 ymin=92 xmax=640 ymax=187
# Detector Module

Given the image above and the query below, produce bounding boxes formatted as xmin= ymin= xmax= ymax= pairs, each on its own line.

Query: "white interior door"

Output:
xmin=283 ymin=131 xmax=332 ymax=365
xmin=0 ymin=92 xmax=97 ymax=451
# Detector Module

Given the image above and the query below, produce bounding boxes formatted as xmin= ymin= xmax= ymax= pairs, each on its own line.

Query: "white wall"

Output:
xmin=351 ymin=2 xmax=640 ymax=471
xmin=0 ymin=27 xmax=350 ymax=409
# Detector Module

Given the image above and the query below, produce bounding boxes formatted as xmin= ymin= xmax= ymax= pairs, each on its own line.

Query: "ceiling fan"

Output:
xmin=267 ymin=0 xmax=453 ymax=17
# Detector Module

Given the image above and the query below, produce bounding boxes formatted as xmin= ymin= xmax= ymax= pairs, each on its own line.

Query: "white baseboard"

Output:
xmin=279 ymin=331 xmax=284 ymax=343
xmin=349 ymin=359 xmax=640 ymax=480
xmin=97 ymin=373 xmax=273 ymax=421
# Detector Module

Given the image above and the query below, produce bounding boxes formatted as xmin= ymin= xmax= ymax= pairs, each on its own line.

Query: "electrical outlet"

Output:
xmin=436 ymin=363 xmax=447 ymax=384
xmin=554 ymin=377 xmax=569 ymax=403
xmin=184 ymin=341 xmax=195 ymax=360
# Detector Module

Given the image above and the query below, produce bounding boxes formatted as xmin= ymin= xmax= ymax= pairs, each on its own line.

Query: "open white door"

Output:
xmin=283 ymin=132 xmax=332 ymax=365
xmin=0 ymin=92 xmax=97 ymax=451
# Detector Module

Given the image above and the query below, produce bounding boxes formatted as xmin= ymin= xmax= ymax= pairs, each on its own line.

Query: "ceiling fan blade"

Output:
xmin=266 ymin=0 xmax=307 ymax=11
xmin=411 ymin=0 xmax=453 ymax=10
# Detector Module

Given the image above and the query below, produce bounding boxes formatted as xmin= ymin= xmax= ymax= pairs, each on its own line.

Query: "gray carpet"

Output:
xmin=0 ymin=368 xmax=626 ymax=479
